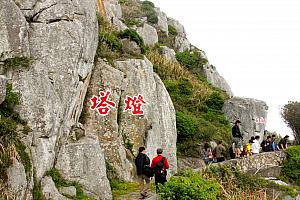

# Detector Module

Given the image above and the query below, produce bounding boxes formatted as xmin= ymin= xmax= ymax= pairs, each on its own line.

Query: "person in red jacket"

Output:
xmin=151 ymin=148 xmax=170 ymax=191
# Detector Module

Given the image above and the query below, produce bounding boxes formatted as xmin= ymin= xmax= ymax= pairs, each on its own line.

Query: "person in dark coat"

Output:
xmin=135 ymin=147 xmax=151 ymax=198
xmin=232 ymin=120 xmax=243 ymax=158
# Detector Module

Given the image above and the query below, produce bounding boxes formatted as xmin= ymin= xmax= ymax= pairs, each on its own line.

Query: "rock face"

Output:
xmin=203 ymin=64 xmax=233 ymax=97
xmin=85 ymin=57 xmax=177 ymax=180
xmin=155 ymin=8 xmax=168 ymax=35
xmin=0 ymin=75 xmax=8 ymax=104
xmin=223 ymin=97 xmax=268 ymax=142
xmin=41 ymin=176 xmax=68 ymax=200
xmin=0 ymin=0 xmax=30 ymax=60
xmin=137 ymin=23 xmax=158 ymax=46
xmin=56 ymin=137 xmax=112 ymax=199
xmin=103 ymin=0 xmax=127 ymax=31
xmin=167 ymin=18 xmax=190 ymax=52
xmin=158 ymin=46 xmax=177 ymax=61
xmin=6 ymin=162 xmax=29 ymax=200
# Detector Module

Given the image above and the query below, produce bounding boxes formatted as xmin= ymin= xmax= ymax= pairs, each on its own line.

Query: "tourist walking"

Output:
xmin=135 ymin=147 xmax=151 ymax=198
xmin=278 ymin=135 xmax=289 ymax=150
xmin=215 ymin=141 xmax=226 ymax=162
xmin=261 ymin=136 xmax=272 ymax=152
xmin=271 ymin=134 xmax=277 ymax=151
xmin=251 ymin=135 xmax=260 ymax=155
xmin=232 ymin=120 xmax=243 ymax=158
xmin=151 ymin=148 xmax=170 ymax=192
xmin=203 ymin=142 xmax=213 ymax=164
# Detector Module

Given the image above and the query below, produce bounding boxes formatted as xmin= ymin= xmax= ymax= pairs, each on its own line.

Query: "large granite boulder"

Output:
xmin=0 ymin=0 xmax=30 ymax=61
xmin=155 ymin=8 xmax=168 ymax=35
xmin=6 ymin=162 xmax=29 ymax=200
xmin=137 ymin=23 xmax=158 ymax=46
xmin=103 ymin=0 xmax=127 ymax=31
xmin=85 ymin=57 xmax=177 ymax=180
xmin=0 ymin=75 xmax=8 ymax=104
xmin=223 ymin=97 xmax=268 ymax=143
xmin=41 ymin=176 xmax=69 ymax=200
xmin=158 ymin=46 xmax=176 ymax=61
xmin=56 ymin=137 xmax=112 ymax=200
xmin=167 ymin=18 xmax=190 ymax=52
xmin=203 ymin=64 xmax=233 ymax=97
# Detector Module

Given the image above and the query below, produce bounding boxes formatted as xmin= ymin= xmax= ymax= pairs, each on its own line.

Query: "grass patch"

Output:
xmin=3 ymin=57 xmax=31 ymax=71
xmin=111 ymin=180 xmax=139 ymax=200
xmin=168 ymin=25 xmax=178 ymax=36
xmin=141 ymin=1 xmax=158 ymax=24
xmin=45 ymin=168 xmax=93 ymax=200
xmin=0 ymin=83 xmax=32 ymax=180
xmin=119 ymin=29 xmax=146 ymax=53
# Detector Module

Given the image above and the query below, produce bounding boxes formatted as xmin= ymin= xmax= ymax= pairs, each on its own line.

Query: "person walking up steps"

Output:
xmin=135 ymin=147 xmax=151 ymax=199
xmin=151 ymin=148 xmax=170 ymax=192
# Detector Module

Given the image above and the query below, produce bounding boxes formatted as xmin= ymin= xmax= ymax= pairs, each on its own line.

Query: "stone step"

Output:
xmin=119 ymin=192 xmax=159 ymax=200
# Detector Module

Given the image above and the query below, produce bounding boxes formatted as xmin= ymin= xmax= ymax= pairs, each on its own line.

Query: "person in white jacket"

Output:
xmin=251 ymin=135 xmax=261 ymax=155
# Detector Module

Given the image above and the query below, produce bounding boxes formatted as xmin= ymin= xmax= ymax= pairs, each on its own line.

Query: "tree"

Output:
xmin=281 ymin=101 xmax=300 ymax=144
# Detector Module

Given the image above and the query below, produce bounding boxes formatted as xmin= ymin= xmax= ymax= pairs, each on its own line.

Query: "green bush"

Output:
xmin=236 ymin=172 xmax=268 ymax=190
xmin=119 ymin=29 xmax=146 ymax=53
xmin=0 ymin=84 xmax=32 ymax=180
xmin=281 ymin=146 xmax=300 ymax=185
xmin=141 ymin=1 xmax=158 ymax=24
xmin=99 ymin=32 xmax=123 ymax=51
xmin=159 ymin=170 xmax=221 ymax=200
xmin=168 ymin=25 xmax=178 ymax=36
xmin=205 ymin=92 xmax=224 ymax=111
xmin=176 ymin=112 xmax=198 ymax=140
xmin=176 ymin=50 xmax=208 ymax=73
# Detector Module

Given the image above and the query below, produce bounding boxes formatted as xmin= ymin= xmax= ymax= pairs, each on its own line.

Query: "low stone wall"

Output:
xmin=214 ymin=151 xmax=286 ymax=177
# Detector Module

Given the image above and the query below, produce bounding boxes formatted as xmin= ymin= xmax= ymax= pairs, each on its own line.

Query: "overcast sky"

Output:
xmin=150 ymin=0 xmax=300 ymax=137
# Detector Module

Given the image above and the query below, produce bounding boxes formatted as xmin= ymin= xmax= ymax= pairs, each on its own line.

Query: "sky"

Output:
xmin=150 ymin=0 xmax=300 ymax=138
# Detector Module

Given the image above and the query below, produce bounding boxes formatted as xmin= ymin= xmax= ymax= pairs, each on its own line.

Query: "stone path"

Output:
xmin=119 ymin=192 xmax=159 ymax=200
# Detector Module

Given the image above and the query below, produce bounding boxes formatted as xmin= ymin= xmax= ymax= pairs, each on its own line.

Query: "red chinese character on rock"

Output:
xmin=124 ymin=94 xmax=147 ymax=115
xmin=90 ymin=90 xmax=116 ymax=116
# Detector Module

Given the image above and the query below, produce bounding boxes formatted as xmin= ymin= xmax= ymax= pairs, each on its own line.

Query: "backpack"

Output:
xmin=152 ymin=157 xmax=165 ymax=174
xmin=143 ymin=165 xmax=154 ymax=177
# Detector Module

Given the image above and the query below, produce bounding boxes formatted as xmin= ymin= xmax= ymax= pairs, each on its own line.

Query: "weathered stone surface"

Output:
xmin=6 ymin=162 xmax=28 ymax=200
xmin=155 ymin=8 xmax=168 ymax=35
xmin=56 ymin=137 xmax=112 ymax=200
xmin=137 ymin=23 xmax=158 ymax=46
xmin=158 ymin=46 xmax=176 ymax=61
xmin=167 ymin=18 xmax=185 ymax=36
xmin=120 ymin=192 xmax=159 ymax=200
xmin=85 ymin=57 xmax=177 ymax=181
xmin=203 ymin=64 xmax=233 ymax=97
xmin=4 ymin=0 xmax=99 ymax=182
xmin=213 ymin=151 xmax=285 ymax=176
xmin=122 ymin=39 xmax=141 ymax=55
xmin=103 ymin=0 xmax=127 ymax=31
xmin=167 ymin=18 xmax=190 ymax=52
xmin=174 ymin=36 xmax=191 ymax=52
xmin=0 ymin=0 xmax=30 ymax=61
xmin=223 ymin=97 xmax=268 ymax=143
xmin=41 ymin=176 xmax=69 ymax=200
xmin=59 ymin=186 xmax=77 ymax=197
xmin=178 ymin=157 xmax=206 ymax=172
xmin=0 ymin=75 xmax=8 ymax=104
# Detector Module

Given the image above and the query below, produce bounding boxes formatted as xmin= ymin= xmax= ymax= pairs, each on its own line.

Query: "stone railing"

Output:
xmin=214 ymin=151 xmax=286 ymax=177
xmin=178 ymin=151 xmax=286 ymax=177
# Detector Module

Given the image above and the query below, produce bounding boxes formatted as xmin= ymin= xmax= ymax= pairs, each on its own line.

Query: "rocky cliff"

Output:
xmin=0 ymin=0 xmax=268 ymax=199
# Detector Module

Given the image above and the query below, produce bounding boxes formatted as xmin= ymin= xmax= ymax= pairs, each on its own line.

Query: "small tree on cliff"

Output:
xmin=281 ymin=101 xmax=300 ymax=144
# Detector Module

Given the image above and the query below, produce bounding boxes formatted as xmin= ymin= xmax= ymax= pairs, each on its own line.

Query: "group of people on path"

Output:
xmin=135 ymin=147 xmax=169 ymax=199
xmin=204 ymin=119 xmax=290 ymax=164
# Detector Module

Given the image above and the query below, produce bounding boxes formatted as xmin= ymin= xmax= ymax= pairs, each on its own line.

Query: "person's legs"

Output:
xmin=137 ymin=175 xmax=145 ymax=196
xmin=142 ymin=175 xmax=150 ymax=196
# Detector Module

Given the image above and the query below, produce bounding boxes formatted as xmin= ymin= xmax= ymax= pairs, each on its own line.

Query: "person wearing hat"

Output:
xmin=232 ymin=120 xmax=243 ymax=158
xmin=135 ymin=147 xmax=151 ymax=198
xmin=151 ymin=148 xmax=170 ymax=191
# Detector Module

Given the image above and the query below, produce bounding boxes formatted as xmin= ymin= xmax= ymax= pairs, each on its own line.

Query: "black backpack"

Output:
xmin=152 ymin=157 xmax=165 ymax=174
